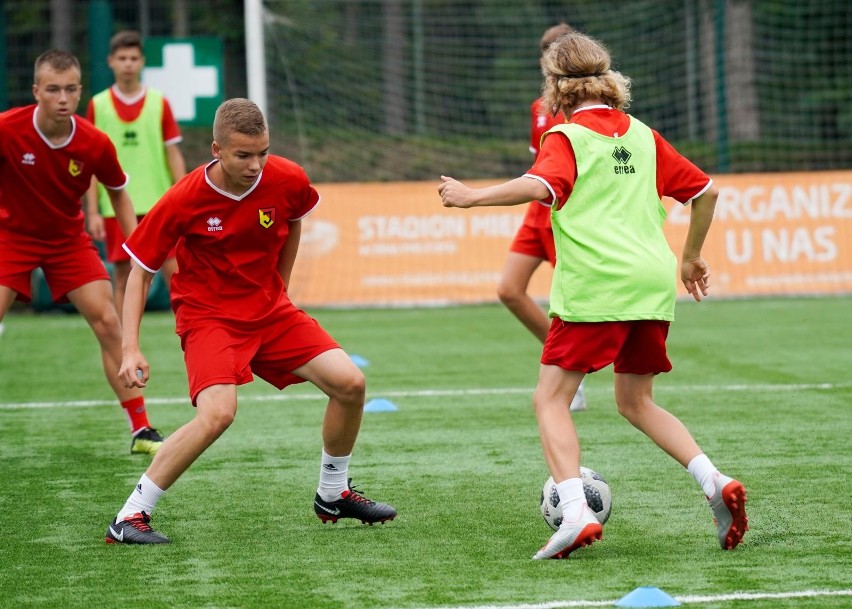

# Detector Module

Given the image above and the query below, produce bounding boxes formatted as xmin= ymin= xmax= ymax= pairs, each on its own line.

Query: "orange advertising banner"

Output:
xmin=289 ymin=171 xmax=852 ymax=307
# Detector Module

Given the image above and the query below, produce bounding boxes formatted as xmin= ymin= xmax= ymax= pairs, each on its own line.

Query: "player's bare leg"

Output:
xmin=613 ymin=373 xmax=701 ymax=467
xmin=531 ymin=364 xmax=601 ymax=559
xmin=499 ymin=253 xmax=586 ymax=411
xmin=533 ymin=365 xmax=584 ymax=481
xmin=0 ymin=286 xmax=16 ymax=320
xmin=0 ymin=287 xmax=17 ymax=339
xmin=295 ymin=349 xmax=397 ymax=524
xmin=68 ymin=279 xmax=162 ymax=453
xmin=615 ymin=372 xmax=748 ymax=549
xmin=146 ymin=384 xmax=237 ymax=489
xmin=106 ymin=384 xmax=236 ymax=544
xmin=498 ymin=252 xmax=550 ymax=342
xmin=67 ymin=279 xmax=140 ymax=403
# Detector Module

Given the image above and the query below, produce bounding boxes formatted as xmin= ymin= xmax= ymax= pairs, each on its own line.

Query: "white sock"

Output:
xmin=116 ymin=474 xmax=165 ymax=521
xmin=317 ymin=449 xmax=350 ymax=501
xmin=687 ymin=454 xmax=719 ymax=497
xmin=555 ymin=477 xmax=586 ymax=521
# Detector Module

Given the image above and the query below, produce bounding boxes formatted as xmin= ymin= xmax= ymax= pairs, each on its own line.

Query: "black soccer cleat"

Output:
xmin=105 ymin=511 xmax=170 ymax=544
xmin=314 ymin=480 xmax=397 ymax=525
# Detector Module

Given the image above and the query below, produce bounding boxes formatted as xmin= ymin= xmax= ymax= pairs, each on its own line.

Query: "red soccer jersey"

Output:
xmin=124 ymin=155 xmax=320 ymax=332
xmin=86 ymin=87 xmax=182 ymax=145
xmin=524 ymin=98 xmax=566 ymax=228
xmin=527 ymin=106 xmax=711 ymax=209
xmin=0 ymin=105 xmax=127 ymax=241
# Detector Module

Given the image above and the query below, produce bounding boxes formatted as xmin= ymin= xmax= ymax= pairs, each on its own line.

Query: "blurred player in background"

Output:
xmin=0 ymin=50 xmax=163 ymax=454
xmin=104 ymin=98 xmax=397 ymax=544
xmin=85 ymin=30 xmax=186 ymax=317
xmin=499 ymin=23 xmax=588 ymax=412
xmin=439 ymin=32 xmax=747 ymax=559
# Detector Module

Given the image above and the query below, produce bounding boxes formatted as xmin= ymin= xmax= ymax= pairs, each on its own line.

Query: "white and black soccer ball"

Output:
xmin=540 ymin=466 xmax=612 ymax=530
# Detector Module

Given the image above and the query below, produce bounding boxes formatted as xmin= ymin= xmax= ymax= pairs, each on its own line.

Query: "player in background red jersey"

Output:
xmin=104 ymin=98 xmax=397 ymax=545
xmin=499 ymin=23 xmax=588 ymax=412
xmin=0 ymin=49 xmax=163 ymax=454
xmin=85 ymin=30 xmax=186 ymax=317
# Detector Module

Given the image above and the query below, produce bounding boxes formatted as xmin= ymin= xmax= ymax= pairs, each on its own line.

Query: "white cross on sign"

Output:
xmin=143 ymin=43 xmax=219 ymax=122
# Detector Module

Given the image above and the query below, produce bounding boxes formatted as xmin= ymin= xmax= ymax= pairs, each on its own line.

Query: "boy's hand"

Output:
xmin=438 ymin=175 xmax=475 ymax=208
xmin=119 ymin=351 xmax=149 ymax=388
xmin=681 ymin=257 xmax=710 ymax=302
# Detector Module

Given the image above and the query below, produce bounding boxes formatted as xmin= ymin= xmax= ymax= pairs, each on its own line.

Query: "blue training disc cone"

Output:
xmin=614 ymin=586 xmax=680 ymax=607
xmin=364 ymin=398 xmax=398 ymax=412
xmin=349 ymin=353 xmax=370 ymax=368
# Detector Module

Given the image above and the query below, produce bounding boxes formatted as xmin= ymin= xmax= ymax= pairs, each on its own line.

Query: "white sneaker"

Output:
xmin=707 ymin=473 xmax=748 ymax=550
xmin=569 ymin=382 xmax=587 ymax=412
xmin=532 ymin=503 xmax=602 ymax=560
xmin=0 ymin=322 xmax=5 ymax=337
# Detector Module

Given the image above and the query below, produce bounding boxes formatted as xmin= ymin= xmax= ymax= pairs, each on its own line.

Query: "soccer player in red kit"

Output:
xmin=104 ymin=98 xmax=396 ymax=544
xmin=0 ymin=49 xmax=163 ymax=454
xmin=498 ymin=23 xmax=588 ymax=412
xmin=439 ymin=32 xmax=747 ymax=559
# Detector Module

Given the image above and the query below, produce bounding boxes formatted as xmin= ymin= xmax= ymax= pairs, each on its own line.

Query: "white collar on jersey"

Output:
xmin=571 ymin=104 xmax=612 ymax=116
xmin=110 ymin=84 xmax=147 ymax=106
xmin=32 ymin=106 xmax=77 ymax=149
xmin=203 ymin=159 xmax=264 ymax=201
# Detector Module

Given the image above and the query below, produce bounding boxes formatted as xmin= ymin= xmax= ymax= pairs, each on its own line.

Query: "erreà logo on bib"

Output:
xmin=68 ymin=159 xmax=83 ymax=177
xmin=612 ymin=146 xmax=635 ymax=175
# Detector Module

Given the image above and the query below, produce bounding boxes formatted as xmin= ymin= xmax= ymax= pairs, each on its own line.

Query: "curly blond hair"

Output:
xmin=540 ymin=32 xmax=631 ymax=114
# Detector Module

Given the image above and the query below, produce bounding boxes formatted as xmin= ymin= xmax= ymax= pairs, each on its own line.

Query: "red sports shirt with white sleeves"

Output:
xmin=0 ymin=105 xmax=127 ymax=241
xmin=124 ymin=155 xmax=320 ymax=333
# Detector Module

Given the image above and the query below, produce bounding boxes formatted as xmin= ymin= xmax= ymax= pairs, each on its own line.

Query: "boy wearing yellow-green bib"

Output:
xmin=85 ymin=30 xmax=186 ymax=318
xmin=439 ymin=32 xmax=747 ymax=560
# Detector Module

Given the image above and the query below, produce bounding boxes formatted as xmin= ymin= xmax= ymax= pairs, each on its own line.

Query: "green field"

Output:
xmin=1 ymin=297 xmax=850 ymax=609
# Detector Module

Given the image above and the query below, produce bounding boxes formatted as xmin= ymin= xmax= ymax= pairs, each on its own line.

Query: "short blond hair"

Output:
xmin=212 ymin=98 xmax=268 ymax=145
xmin=33 ymin=49 xmax=80 ymax=84
xmin=540 ymin=32 xmax=632 ymax=113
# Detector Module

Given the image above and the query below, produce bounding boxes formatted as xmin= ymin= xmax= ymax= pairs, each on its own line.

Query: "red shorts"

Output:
xmin=509 ymin=222 xmax=556 ymax=266
xmin=0 ymin=231 xmax=109 ymax=304
xmin=179 ymin=310 xmax=340 ymax=405
xmin=541 ymin=319 xmax=672 ymax=375
xmin=104 ymin=216 xmax=176 ymax=264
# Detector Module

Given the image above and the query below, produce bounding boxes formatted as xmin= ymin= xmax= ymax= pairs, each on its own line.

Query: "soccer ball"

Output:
xmin=540 ymin=466 xmax=612 ymax=529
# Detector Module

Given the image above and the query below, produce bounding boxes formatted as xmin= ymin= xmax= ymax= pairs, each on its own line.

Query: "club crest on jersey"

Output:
xmin=259 ymin=208 xmax=275 ymax=228
xmin=68 ymin=159 xmax=84 ymax=177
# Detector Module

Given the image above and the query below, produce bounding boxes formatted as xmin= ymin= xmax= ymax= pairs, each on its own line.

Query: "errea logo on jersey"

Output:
xmin=21 ymin=152 xmax=36 ymax=165
xmin=207 ymin=217 xmax=223 ymax=231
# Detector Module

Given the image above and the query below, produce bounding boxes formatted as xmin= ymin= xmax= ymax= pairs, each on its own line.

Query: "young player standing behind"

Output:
xmin=0 ymin=50 xmax=163 ymax=455
xmin=104 ymin=98 xmax=397 ymax=544
xmin=85 ymin=30 xmax=187 ymax=317
xmin=439 ymin=32 xmax=747 ymax=559
xmin=498 ymin=23 xmax=588 ymax=412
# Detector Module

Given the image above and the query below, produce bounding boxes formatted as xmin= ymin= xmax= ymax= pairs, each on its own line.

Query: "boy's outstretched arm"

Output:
xmin=439 ymin=175 xmax=549 ymax=208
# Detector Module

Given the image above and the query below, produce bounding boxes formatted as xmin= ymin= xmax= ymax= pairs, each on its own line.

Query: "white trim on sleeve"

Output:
xmin=121 ymin=243 xmax=159 ymax=273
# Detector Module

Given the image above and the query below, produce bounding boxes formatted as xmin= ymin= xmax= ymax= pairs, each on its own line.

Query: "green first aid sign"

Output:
xmin=142 ymin=37 xmax=223 ymax=126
